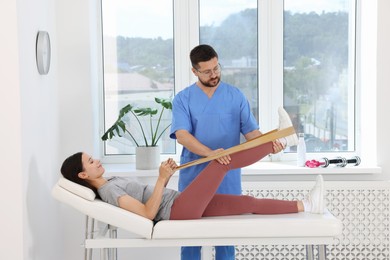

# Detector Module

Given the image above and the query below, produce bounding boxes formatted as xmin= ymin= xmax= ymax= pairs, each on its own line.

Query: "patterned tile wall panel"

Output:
xmin=211 ymin=181 xmax=390 ymax=260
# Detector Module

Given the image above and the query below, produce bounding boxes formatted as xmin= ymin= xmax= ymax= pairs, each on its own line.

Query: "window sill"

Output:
xmin=241 ymin=161 xmax=381 ymax=175
xmin=103 ymin=161 xmax=381 ymax=177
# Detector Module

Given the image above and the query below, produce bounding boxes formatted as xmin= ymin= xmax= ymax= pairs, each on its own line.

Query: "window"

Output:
xmin=283 ymin=0 xmax=356 ymax=153
xmin=99 ymin=0 xmax=358 ymax=161
xmin=199 ymin=0 xmax=259 ymax=121
xmin=100 ymin=0 xmax=175 ymax=157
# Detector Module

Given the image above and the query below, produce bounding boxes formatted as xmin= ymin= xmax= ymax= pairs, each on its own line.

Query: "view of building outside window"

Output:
xmin=200 ymin=0 xmax=355 ymax=153
xmin=283 ymin=0 xmax=355 ymax=152
xmin=101 ymin=0 xmax=175 ymax=155
xmin=100 ymin=0 xmax=356 ymax=157
xmin=199 ymin=0 xmax=259 ymax=122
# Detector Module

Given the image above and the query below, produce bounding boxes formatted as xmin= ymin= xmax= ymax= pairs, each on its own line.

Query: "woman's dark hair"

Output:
xmin=190 ymin=44 xmax=218 ymax=69
xmin=60 ymin=152 xmax=100 ymax=198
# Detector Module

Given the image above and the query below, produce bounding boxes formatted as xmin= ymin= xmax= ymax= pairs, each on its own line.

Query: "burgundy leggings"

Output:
xmin=169 ymin=142 xmax=298 ymax=220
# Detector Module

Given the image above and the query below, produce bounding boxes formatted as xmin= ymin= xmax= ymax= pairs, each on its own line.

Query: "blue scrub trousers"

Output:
xmin=181 ymin=245 xmax=235 ymax=260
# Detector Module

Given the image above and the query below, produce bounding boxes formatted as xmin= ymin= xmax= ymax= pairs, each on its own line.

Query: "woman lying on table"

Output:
xmin=60 ymin=140 xmax=325 ymax=222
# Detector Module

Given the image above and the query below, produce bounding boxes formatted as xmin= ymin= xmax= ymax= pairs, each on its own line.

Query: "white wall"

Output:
xmin=0 ymin=1 xmax=23 ymax=259
xmin=1 ymin=0 xmax=389 ymax=260
xmin=16 ymin=0 xmax=63 ymax=259
xmin=0 ymin=0 xmax=92 ymax=259
xmin=56 ymin=0 xmax=97 ymax=259
xmin=376 ymin=0 xmax=390 ymax=176
xmin=0 ymin=0 xmax=56 ymax=258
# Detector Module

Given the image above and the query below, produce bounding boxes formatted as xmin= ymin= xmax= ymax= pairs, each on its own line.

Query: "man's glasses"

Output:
xmin=195 ymin=63 xmax=222 ymax=77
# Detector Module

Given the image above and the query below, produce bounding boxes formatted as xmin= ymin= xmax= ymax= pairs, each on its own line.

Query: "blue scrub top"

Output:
xmin=170 ymin=82 xmax=259 ymax=194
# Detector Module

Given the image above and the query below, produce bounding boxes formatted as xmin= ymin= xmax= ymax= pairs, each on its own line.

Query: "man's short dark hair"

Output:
xmin=190 ymin=44 xmax=218 ymax=69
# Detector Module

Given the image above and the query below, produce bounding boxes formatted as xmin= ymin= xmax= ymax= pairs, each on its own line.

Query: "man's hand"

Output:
xmin=207 ymin=148 xmax=231 ymax=165
xmin=272 ymin=140 xmax=284 ymax=154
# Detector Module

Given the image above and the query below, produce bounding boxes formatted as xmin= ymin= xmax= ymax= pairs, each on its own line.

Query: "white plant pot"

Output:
xmin=136 ymin=146 xmax=160 ymax=170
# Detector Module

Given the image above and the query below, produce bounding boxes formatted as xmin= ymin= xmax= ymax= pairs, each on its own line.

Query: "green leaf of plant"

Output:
xmin=103 ymin=123 xmax=121 ymax=139
xmin=118 ymin=120 xmax=126 ymax=131
xmin=102 ymin=97 xmax=172 ymax=147
xmin=155 ymin=97 xmax=172 ymax=110
xmin=101 ymin=107 xmax=131 ymax=141
xmin=114 ymin=126 xmax=121 ymax=137
xmin=134 ymin=108 xmax=158 ymax=116
xmin=101 ymin=131 xmax=109 ymax=141
xmin=119 ymin=104 xmax=134 ymax=119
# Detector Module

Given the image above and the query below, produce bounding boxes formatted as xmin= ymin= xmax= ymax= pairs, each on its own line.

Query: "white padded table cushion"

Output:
xmin=58 ymin=177 xmax=96 ymax=201
xmin=52 ymin=178 xmax=154 ymax=238
xmin=52 ymin=178 xmax=342 ymax=242
xmin=152 ymin=211 xmax=341 ymax=239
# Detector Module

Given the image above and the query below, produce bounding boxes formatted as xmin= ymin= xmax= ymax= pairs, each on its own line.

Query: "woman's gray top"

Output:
xmin=98 ymin=176 xmax=180 ymax=221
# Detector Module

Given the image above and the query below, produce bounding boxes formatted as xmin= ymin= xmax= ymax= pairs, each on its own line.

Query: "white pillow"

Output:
xmin=58 ymin=177 xmax=96 ymax=201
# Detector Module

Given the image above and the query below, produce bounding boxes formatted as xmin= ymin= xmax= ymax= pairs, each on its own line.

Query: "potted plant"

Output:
xmin=101 ymin=97 xmax=172 ymax=169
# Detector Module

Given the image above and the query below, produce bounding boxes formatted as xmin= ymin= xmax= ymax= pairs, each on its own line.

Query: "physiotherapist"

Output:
xmin=170 ymin=44 xmax=283 ymax=260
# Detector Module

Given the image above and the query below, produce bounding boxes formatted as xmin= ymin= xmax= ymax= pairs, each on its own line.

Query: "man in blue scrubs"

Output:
xmin=170 ymin=44 xmax=284 ymax=260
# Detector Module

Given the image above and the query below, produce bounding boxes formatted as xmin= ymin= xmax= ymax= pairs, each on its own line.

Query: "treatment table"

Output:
xmin=52 ymin=177 xmax=342 ymax=260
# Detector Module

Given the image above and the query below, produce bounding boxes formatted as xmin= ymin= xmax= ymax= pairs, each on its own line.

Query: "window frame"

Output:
xmin=97 ymin=0 xmax=366 ymax=165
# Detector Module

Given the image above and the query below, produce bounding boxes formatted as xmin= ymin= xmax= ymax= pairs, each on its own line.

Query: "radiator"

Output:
xmin=220 ymin=180 xmax=390 ymax=260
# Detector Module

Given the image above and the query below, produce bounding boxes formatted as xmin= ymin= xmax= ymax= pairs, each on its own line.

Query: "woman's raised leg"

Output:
xmin=170 ymin=142 xmax=274 ymax=220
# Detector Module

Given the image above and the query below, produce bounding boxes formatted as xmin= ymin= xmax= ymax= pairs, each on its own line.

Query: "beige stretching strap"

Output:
xmin=176 ymin=126 xmax=296 ymax=171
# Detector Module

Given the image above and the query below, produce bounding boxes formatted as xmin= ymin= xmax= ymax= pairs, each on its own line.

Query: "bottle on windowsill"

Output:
xmin=297 ymin=133 xmax=306 ymax=167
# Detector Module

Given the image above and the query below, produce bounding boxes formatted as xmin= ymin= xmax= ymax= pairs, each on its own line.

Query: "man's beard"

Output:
xmin=199 ymin=75 xmax=221 ymax=88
